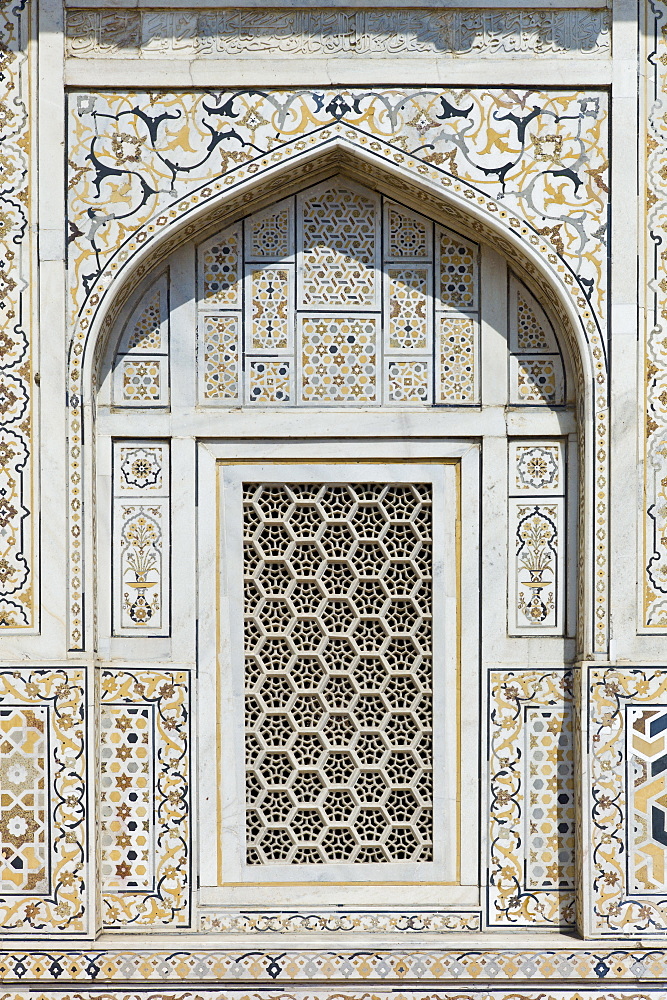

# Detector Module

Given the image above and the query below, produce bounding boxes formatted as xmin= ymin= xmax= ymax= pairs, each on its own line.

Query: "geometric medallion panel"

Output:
xmin=0 ymin=668 xmax=86 ymax=933
xmin=244 ymin=481 xmax=433 ymax=865
xmin=101 ymin=668 xmax=190 ymax=928
xmin=197 ymin=179 xmax=480 ymax=406
xmin=630 ymin=705 xmax=667 ymax=892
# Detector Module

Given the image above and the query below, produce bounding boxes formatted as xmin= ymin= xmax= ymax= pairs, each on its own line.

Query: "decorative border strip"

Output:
xmin=66 ymin=89 xmax=610 ymax=656
xmin=589 ymin=666 xmax=667 ymax=934
xmin=2 ymin=947 xmax=667 ymax=982
xmin=488 ymin=668 xmax=575 ymax=927
xmin=101 ymin=668 xmax=190 ymax=928
xmin=18 ymin=992 xmax=667 ymax=1000
xmin=643 ymin=0 xmax=667 ymax=627
xmin=0 ymin=0 xmax=33 ymax=630
xmin=199 ymin=911 xmax=480 ymax=932
xmin=0 ymin=668 xmax=86 ymax=932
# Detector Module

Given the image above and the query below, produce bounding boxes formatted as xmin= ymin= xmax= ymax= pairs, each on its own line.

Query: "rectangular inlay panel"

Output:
xmin=101 ymin=704 xmax=154 ymax=891
xmin=0 ymin=706 xmax=47 ymax=893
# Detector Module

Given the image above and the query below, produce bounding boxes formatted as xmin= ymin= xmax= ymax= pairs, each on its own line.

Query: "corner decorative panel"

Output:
xmin=0 ymin=668 xmax=86 ymax=932
xmin=113 ymin=274 xmax=170 ymax=407
xmin=488 ymin=669 xmax=575 ymax=927
xmin=587 ymin=666 xmax=667 ymax=935
xmin=101 ymin=668 xmax=190 ymax=928
xmin=0 ymin=1 xmax=33 ymax=630
xmin=113 ymin=441 xmax=170 ymax=635
xmin=508 ymin=440 xmax=566 ymax=635
xmin=509 ymin=279 xmax=565 ymax=405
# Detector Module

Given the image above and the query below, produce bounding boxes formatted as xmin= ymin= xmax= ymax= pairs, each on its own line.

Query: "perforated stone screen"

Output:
xmin=243 ymin=482 xmax=433 ymax=865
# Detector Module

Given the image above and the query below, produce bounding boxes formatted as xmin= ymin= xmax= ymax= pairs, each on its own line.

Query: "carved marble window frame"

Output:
xmin=196 ymin=438 xmax=480 ymax=913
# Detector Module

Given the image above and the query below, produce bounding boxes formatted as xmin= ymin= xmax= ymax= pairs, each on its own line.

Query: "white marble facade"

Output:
xmin=1 ymin=0 xmax=667 ymax=998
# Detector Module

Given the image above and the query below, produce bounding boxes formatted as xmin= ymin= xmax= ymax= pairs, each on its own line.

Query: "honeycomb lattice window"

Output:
xmin=243 ymin=482 xmax=433 ymax=865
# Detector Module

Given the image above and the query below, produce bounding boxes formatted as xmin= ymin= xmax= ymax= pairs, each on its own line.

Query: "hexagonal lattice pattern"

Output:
xmin=244 ymin=482 xmax=433 ymax=865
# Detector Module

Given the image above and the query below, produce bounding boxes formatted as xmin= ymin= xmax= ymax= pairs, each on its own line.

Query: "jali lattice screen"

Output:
xmin=243 ymin=481 xmax=433 ymax=864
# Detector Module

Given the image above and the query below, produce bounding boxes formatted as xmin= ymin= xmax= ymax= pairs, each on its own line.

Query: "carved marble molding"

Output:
xmin=65 ymin=8 xmax=611 ymax=60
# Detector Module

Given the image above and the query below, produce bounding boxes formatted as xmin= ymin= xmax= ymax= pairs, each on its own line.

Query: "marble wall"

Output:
xmin=2 ymin=1 xmax=667 ymax=998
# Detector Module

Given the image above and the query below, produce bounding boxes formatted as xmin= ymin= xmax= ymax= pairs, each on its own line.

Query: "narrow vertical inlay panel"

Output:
xmin=243 ymin=482 xmax=433 ymax=865
xmin=437 ymin=315 xmax=476 ymax=403
xmin=101 ymin=704 xmax=153 ymax=891
xmin=200 ymin=314 xmax=240 ymax=401
xmin=386 ymin=267 xmax=430 ymax=351
xmin=247 ymin=265 xmax=293 ymax=352
xmin=0 ymin=706 xmax=48 ymax=893
xmin=508 ymin=440 xmax=565 ymax=636
xmin=113 ymin=441 xmax=170 ymax=636
xmin=114 ymin=273 xmax=170 ymax=407
xmin=525 ymin=705 xmax=575 ymax=890
xmin=488 ymin=669 xmax=574 ymax=928
xmin=509 ymin=277 xmax=565 ymax=405
xmin=200 ymin=225 xmax=241 ymax=307
xmin=101 ymin=668 xmax=190 ymax=928
xmin=437 ymin=229 xmax=477 ymax=311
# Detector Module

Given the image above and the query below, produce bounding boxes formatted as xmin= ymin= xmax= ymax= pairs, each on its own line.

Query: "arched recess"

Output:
xmin=92 ymin=169 xmax=589 ymax=931
xmin=70 ymin=138 xmax=607 ymax=656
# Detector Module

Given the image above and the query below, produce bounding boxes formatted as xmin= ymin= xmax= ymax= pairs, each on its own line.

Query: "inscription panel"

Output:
xmin=65 ymin=9 xmax=611 ymax=59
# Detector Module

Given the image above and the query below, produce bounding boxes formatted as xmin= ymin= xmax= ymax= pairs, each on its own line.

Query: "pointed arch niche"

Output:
xmin=72 ymin=140 xmax=607 ymax=662
xmin=90 ymin=170 xmax=587 ymax=928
